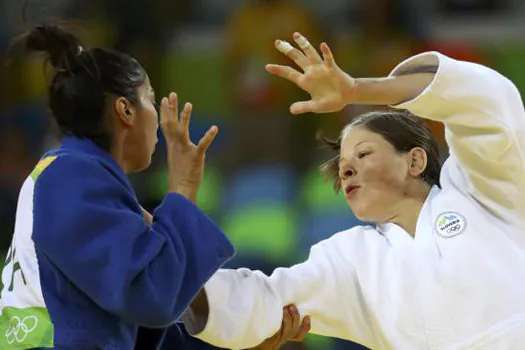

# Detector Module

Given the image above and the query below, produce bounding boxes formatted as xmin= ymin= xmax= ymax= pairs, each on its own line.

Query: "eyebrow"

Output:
xmin=339 ymin=141 xmax=373 ymax=163
xmin=354 ymin=141 xmax=372 ymax=148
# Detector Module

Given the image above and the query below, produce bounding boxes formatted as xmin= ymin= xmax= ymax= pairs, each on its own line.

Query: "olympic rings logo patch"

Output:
xmin=435 ymin=212 xmax=467 ymax=238
xmin=5 ymin=315 xmax=38 ymax=344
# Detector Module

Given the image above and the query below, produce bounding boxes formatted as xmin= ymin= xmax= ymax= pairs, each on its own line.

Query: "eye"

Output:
xmin=357 ymin=151 xmax=371 ymax=159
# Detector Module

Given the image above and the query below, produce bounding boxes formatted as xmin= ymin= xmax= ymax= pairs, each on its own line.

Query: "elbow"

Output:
xmin=109 ymin=279 xmax=188 ymax=327
xmin=130 ymin=284 xmax=191 ymax=326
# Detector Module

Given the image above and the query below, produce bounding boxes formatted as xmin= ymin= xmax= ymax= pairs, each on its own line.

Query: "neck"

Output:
xmin=110 ymin=138 xmax=129 ymax=174
xmin=388 ymin=182 xmax=432 ymax=237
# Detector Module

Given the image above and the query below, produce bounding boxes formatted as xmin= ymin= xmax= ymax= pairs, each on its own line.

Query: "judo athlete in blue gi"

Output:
xmin=0 ymin=25 xmax=309 ymax=349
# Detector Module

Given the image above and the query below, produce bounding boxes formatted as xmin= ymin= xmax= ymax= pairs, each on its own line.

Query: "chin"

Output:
xmin=354 ymin=211 xmax=371 ymax=222
xmin=129 ymin=158 xmax=152 ymax=173
xmin=348 ymin=202 xmax=365 ymax=221
xmin=348 ymin=201 xmax=376 ymax=223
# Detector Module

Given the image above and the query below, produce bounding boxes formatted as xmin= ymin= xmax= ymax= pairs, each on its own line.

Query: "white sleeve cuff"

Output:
xmin=389 ymin=51 xmax=447 ymax=117
xmin=182 ymin=274 xmax=223 ymax=338
xmin=181 ymin=307 xmax=207 ymax=336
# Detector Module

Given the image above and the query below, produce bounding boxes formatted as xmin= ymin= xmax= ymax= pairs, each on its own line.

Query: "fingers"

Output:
xmin=293 ymin=32 xmax=322 ymax=64
xmin=281 ymin=307 xmax=292 ymax=338
xmin=265 ymin=64 xmax=302 ymax=85
xmin=168 ymin=92 xmax=178 ymax=115
xmin=289 ymin=305 xmax=300 ymax=331
xmin=291 ymin=316 xmax=311 ymax=341
xmin=274 ymin=40 xmax=309 ymax=71
xmin=160 ymin=93 xmax=178 ymax=131
xmin=159 ymin=97 xmax=171 ymax=138
xmin=168 ymin=92 xmax=179 ymax=111
xmin=273 ymin=33 xmax=337 ymax=70
xmin=281 ymin=305 xmax=310 ymax=342
xmin=320 ymin=42 xmax=336 ymax=68
xmin=290 ymin=100 xmax=316 ymax=115
xmin=160 ymin=93 xmax=195 ymax=143
xmin=160 ymin=96 xmax=168 ymax=123
xmin=180 ymin=102 xmax=192 ymax=144
xmin=197 ymin=125 xmax=218 ymax=155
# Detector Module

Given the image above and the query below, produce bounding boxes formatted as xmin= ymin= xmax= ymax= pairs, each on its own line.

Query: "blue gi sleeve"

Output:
xmin=31 ymin=155 xmax=235 ymax=327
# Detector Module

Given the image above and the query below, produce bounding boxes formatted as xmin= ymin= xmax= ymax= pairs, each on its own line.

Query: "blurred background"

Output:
xmin=1 ymin=0 xmax=525 ymax=348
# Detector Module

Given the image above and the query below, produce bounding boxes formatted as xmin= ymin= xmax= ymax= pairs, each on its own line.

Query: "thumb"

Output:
xmin=290 ymin=100 xmax=315 ymax=115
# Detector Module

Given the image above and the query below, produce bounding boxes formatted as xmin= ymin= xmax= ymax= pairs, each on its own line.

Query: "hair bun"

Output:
xmin=25 ymin=24 xmax=83 ymax=73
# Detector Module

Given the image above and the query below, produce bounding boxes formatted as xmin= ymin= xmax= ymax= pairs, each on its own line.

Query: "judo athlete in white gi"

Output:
xmin=183 ymin=33 xmax=525 ymax=350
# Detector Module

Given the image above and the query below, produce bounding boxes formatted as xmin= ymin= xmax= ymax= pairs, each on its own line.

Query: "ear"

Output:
xmin=407 ymin=147 xmax=428 ymax=178
xmin=114 ymin=97 xmax=135 ymax=127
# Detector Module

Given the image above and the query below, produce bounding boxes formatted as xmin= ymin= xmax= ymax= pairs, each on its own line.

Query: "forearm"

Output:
xmin=353 ymin=72 xmax=435 ymax=106
xmin=184 ymin=270 xmax=284 ymax=349
xmin=187 ymin=289 xmax=280 ymax=350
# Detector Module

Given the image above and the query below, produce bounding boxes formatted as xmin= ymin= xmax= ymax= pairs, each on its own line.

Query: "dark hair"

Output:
xmin=319 ymin=109 xmax=442 ymax=192
xmin=15 ymin=24 xmax=147 ymax=150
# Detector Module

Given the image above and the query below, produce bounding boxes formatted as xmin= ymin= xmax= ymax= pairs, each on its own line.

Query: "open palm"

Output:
xmin=265 ymin=32 xmax=357 ymax=115
xmin=160 ymin=92 xmax=218 ymax=195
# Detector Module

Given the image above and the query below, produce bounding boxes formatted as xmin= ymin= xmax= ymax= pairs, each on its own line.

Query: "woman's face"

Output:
xmin=339 ymin=125 xmax=417 ymax=223
xmin=122 ymin=78 xmax=159 ymax=172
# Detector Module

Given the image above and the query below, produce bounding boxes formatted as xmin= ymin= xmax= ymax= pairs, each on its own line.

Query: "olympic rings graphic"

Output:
xmin=446 ymin=224 xmax=462 ymax=234
xmin=435 ymin=212 xmax=467 ymax=238
xmin=5 ymin=315 xmax=38 ymax=344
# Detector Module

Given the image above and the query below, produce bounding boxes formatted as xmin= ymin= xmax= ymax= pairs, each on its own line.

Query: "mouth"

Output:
xmin=345 ymin=185 xmax=360 ymax=199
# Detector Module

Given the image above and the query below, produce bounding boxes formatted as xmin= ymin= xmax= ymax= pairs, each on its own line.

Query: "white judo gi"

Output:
xmin=184 ymin=52 xmax=525 ymax=350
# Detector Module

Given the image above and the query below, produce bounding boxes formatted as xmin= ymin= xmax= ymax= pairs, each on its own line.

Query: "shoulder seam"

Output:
xmin=30 ymin=155 xmax=59 ymax=182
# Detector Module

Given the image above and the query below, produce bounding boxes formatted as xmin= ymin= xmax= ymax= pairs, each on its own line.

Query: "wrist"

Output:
xmin=172 ymin=184 xmax=198 ymax=203
xmin=350 ymin=77 xmax=368 ymax=105
xmin=351 ymin=77 xmax=390 ymax=105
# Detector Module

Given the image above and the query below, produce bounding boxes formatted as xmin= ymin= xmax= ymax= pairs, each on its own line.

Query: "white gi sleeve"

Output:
xmin=182 ymin=237 xmax=376 ymax=349
xmin=391 ymin=51 xmax=525 ymax=222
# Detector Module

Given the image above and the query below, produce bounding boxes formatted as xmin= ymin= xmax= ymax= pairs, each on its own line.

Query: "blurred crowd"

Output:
xmin=1 ymin=0 xmax=525 ymax=348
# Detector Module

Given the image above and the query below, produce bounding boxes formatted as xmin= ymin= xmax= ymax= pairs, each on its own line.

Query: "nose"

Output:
xmin=339 ymin=165 xmax=355 ymax=180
